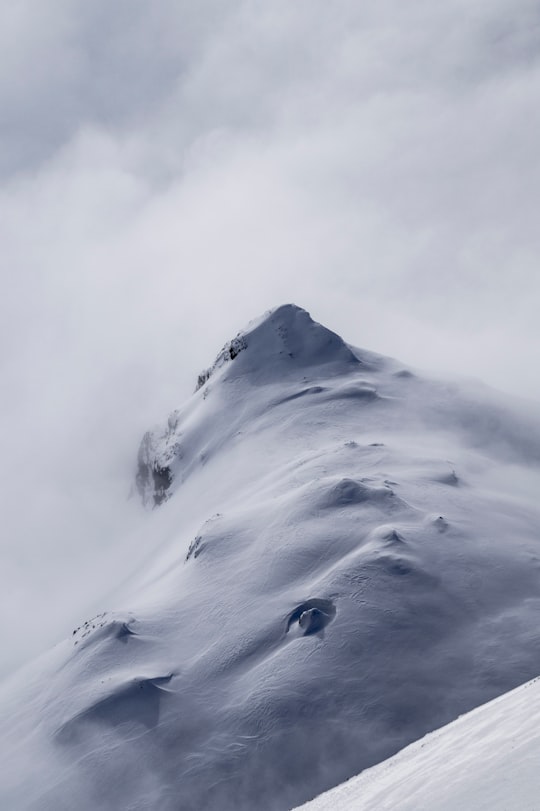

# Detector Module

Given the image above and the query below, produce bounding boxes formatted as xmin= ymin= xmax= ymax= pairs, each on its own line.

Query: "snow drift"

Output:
xmin=1 ymin=304 xmax=540 ymax=811
xmin=292 ymin=674 xmax=540 ymax=810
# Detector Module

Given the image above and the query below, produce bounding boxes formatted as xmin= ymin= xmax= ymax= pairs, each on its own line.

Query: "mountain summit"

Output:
xmin=137 ymin=304 xmax=365 ymax=507
xmin=2 ymin=306 xmax=540 ymax=811
xmin=194 ymin=304 xmax=360 ymax=391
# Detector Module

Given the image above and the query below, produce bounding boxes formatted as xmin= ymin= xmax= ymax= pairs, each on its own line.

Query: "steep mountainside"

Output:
xmin=1 ymin=304 xmax=540 ymax=811
xmin=293 ymin=674 xmax=540 ymax=810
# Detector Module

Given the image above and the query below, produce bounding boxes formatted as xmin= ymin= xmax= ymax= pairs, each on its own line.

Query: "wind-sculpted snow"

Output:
xmin=2 ymin=304 xmax=540 ymax=811
xmin=293 ymin=675 xmax=540 ymax=810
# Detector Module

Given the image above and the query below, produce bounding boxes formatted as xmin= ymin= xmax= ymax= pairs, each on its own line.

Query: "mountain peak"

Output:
xmin=195 ymin=303 xmax=359 ymax=391
xmin=141 ymin=304 xmax=362 ymax=508
xmin=6 ymin=305 xmax=540 ymax=811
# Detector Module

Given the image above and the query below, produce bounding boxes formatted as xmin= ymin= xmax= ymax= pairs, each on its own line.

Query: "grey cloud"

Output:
xmin=0 ymin=0 xmax=228 ymax=176
xmin=1 ymin=0 xmax=540 ymax=676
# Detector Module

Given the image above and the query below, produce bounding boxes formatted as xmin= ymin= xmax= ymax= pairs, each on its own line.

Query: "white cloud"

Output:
xmin=1 ymin=0 xmax=540 ymax=674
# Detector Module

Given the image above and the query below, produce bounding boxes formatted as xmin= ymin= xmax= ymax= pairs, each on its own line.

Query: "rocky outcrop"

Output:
xmin=135 ymin=426 xmax=177 ymax=508
xmin=195 ymin=334 xmax=248 ymax=391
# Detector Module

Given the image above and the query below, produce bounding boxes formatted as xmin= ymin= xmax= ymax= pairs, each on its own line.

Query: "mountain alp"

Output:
xmin=1 ymin=304 xmax=540 ymax=811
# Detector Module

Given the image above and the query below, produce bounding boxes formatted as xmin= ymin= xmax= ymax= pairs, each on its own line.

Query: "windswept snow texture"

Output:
xmin=2 ymin=304 xmax=540 ymax=811
xmin=292 ymin=675 xmax=540 ymax=810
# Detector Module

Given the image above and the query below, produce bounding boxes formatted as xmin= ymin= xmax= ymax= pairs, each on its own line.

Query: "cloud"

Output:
xmin=1 ymin=0 xmax=540 ymax=675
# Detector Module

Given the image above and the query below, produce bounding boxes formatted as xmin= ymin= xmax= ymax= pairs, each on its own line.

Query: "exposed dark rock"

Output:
xmin=195 ymin=335 xmax=248 ymax=391
xmin=136 ymin=431 xmax=173 ymax=508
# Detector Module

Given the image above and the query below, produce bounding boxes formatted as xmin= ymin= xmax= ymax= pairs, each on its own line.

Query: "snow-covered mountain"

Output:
xmin=292 ymin=673 xmax=540 ymax=810
xmin=1 ymin=304 xmax=540 ymax=811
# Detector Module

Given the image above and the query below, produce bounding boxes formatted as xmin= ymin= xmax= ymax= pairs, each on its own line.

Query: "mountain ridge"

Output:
xmin=293 ymin=673 xmax=540 ymax=810
xmin=2 ymin=305 xmax=540 ymax=811
xmin=194 ymin=303 xmax=364 ymax=393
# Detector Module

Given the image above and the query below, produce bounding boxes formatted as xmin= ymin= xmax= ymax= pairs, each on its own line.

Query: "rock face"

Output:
xmin=195 ymin=333 xmax=248 ymax=391
xmin=3 ymin=304 xmax=540 ymax=811
xmin=135 ymin=432 xmax=173 ymax=507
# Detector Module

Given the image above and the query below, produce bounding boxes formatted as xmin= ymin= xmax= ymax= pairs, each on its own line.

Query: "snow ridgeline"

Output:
xmin=2 ymin=304 xmax=540 ymax=811
xmin=135 ymin=303 xmax=362 ymax=508
xmin=292 ymin=674 xmax=540 ymax=810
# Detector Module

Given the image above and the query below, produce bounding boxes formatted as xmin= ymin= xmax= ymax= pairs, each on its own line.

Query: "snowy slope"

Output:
xmin=1 ymin=304 xmax=540 ymax=811
xmin=292 ymin=674 xmax=540 ymax=811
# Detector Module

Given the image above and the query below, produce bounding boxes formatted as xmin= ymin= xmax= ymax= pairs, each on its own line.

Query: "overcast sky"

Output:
xmin=1 ymin=0 xmax=539 ymax=675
